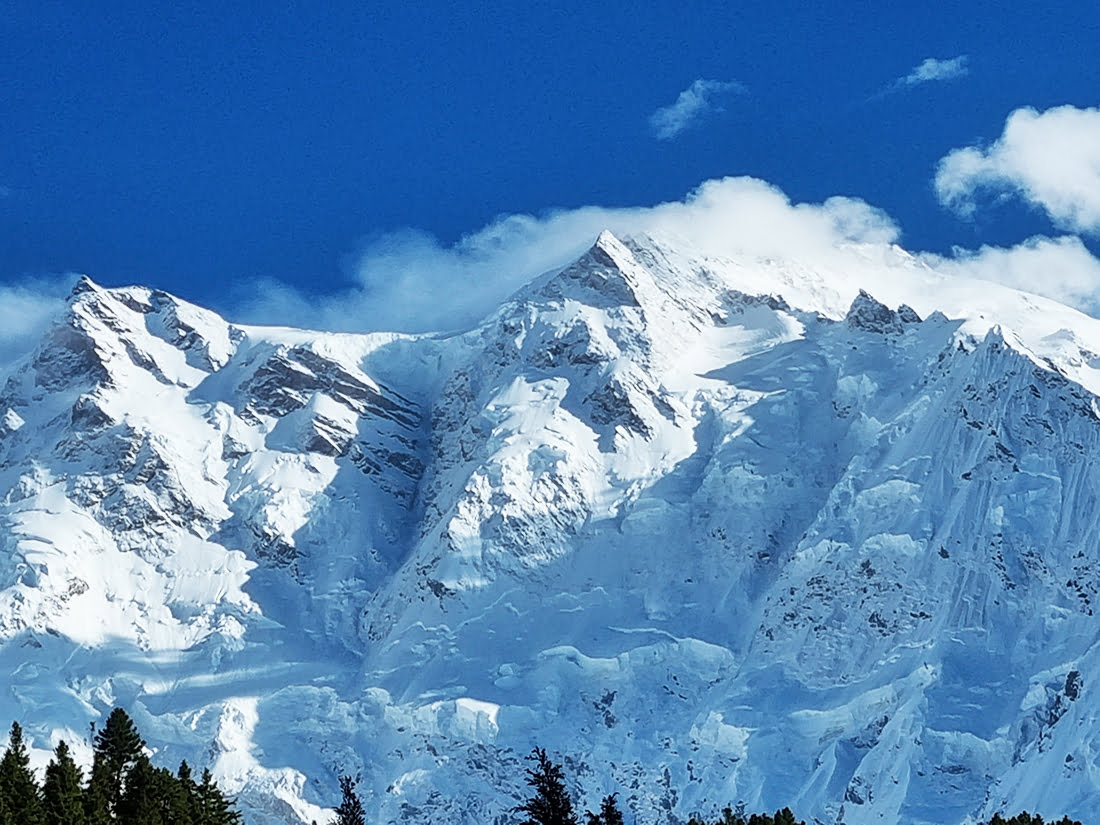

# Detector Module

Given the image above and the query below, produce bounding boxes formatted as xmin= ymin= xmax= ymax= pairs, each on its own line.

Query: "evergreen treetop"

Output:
xmin=0 ymin=721 xmax=44 ymax=825
xmin=333 ymin=774 xmax=366 ymax=825
xmin=42 ymin=739 xmax=85 ymax=825
xmin=586 ymin=793 xmax=624 ymax=825
xmin=194 ymin=767 xmax=243 ymax=825
xmin=91 ymin=707 xmax=146 ymax=819
xmin=93 ymin=708 xmax=145 ymax=776
xmin=516 ymin=748 xmax=578 ymax=825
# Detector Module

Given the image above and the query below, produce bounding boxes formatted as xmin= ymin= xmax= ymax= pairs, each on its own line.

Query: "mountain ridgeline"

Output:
xmin=3 ymin=231 xmax=1100 ymax=823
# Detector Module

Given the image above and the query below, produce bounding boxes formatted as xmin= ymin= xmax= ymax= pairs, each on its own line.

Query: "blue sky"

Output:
xmin=2 ymin=1 xmax=1099 ymax=343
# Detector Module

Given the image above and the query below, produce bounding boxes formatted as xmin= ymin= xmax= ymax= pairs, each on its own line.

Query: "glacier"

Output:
xmin=3 ymin=230 xmax=1100 ymax=823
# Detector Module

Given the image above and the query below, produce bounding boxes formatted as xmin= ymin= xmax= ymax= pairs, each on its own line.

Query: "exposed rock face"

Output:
xmin=5 ymin=231 xmax=1100 ymax=825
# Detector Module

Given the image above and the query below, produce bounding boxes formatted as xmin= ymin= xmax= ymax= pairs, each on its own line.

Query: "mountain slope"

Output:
xmin=3 ymin=232 xmax=1100 ymax=824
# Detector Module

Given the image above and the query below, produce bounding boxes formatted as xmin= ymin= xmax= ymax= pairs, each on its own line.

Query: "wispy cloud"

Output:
xmin=649 ymin=79 xmax=745 ymax=141
xmin=240 ymin=176 xmax=898 ymax=334
xmin=871 ymin=56 xmax=969 ymax=100
xmin=923 ymin=235 xmax=1100 ymax=315
xmin=936 ymin=105 xmax=1100 ymax=235
xmin=898 ymin=56 xmax=969 ymax=87
xmin=239 ymin=173 xmax=1100 ymax=335
xmin=0 ymin=276 xmax=73 ymax=372
xmin=8 ymin=177 xmax=1100 ymax=361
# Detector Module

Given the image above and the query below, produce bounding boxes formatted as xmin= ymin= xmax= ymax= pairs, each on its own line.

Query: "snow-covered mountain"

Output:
xmin=5 ymin=231 xmax=1100 ymax=824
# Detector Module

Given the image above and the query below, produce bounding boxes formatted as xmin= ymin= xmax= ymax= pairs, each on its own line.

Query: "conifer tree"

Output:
xmin=154 ymin=763 xmax=192 ymax=825
xmin=42 ymin=740 xmax=85 ymax=825
xmin=599 ymin=794 xmax=624 ymax=825
xmin=516 ymin=748 xmax=578 ymax=825
xmin=118 ymin=755 xmax=161 ymax=825
xmin=94 ymin=708 xmax=145 ymax=783
xmin=114 ymin=756 xmax=190 ymax=825
xmin=177 ymin=762 xmax=194 ymax=788
xmin=83 ymin=754 xmax=114 ymax=825
xmin=178 ymin=761 xmax=199 ymax=823
xmin=91 ymin=708 xmax=145 ymax=820
xmin=0 ymin=721 xmax=44 ymax=825
xmin=193 ymin=768 xmax=241 ymax=825
xmin=333 ymin=775 xmax=366 ymax=825
xmin=585 ymin=793 xmax=624 ymax=825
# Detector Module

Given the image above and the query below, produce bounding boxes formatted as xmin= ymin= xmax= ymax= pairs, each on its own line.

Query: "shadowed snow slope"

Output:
xmin=5 ymin=233 xmax=1100 ymax=824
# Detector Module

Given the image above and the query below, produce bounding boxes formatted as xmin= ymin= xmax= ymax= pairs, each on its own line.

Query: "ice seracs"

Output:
xmin=4 ymin=231 xmax=1100 ymax=824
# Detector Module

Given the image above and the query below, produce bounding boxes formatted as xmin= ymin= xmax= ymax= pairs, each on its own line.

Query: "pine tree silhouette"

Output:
xmin=194 ymin=768 xmax=242 ymax=825
xmin=42 ymin=740 xmax=85 ymax=825
xmin=91 ymin=707 xmax=145 ymax=819
xmin=117 ymin=755 xmax=160 ymax=825
xmin=516 ymin=748 xmax=578 ymax=825
xmin=586 ymin=793 xmax=624 ymax=825
xmin=0 ymin=721 xmax=44 ymax=825
xmin=333 ymin=775 xmax=366 ymax=825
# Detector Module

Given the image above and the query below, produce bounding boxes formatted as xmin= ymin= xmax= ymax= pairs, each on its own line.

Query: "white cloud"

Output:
xmin=899 ymin=56 xmax=969 ymax=87
xmin=923 ymin=235 xmax=1100 ymax=315
xmin=240 ymin=176 xmax=898 ymax=334
xmin=649 ymin=79 xmax=745 ymax=141
xmin=936 ymin=105 xmax=1100 ymax=234
xmin=871 ymin=56 xmax=969 ymax=100
xmin=0 ymin=277 xmax=71 ymax=372
xmin=4 ymin=179 xmax=1100 ymax=366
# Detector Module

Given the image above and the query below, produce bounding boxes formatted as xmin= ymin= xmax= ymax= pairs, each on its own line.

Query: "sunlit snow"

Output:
xmin=3 ymin=233 xmax=1100 ymax=824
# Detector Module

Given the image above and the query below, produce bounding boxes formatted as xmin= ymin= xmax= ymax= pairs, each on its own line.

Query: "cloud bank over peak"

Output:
xmin=923 ymin=235 xmax=1100 ymax=316
xmin=0 ymin=277 xmax=74 ymax=373
xmin=235 ymin=171 xmax=1100 ymax=337
xmin=244 ymin=177 xmax=900 ymax=334
xmin=649 ymin=79 xmax=746 ymax=141
xmin=936 ymin=105 xmax=1100 ymax=235
xmin=7 ymin=164 xmax=1100 ymax=375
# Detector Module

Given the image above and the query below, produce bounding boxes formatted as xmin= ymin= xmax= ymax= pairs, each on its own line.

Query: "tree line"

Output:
xmin=5 ymin=716 xmax=1087 ymax=825
xmin=0 ymin=708 xmax=241 ymax=825
xmin=489 ymin=748 xmax=1088 ymax=825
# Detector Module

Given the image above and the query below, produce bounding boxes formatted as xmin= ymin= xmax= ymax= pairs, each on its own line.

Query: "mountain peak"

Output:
xmin=6 ymin=234 xmax=1100 ymax=825
xmin=587 ymin=229 xmax=639 ymax=273
xmin=534 ymin=231 xmax=648 ymax=309
xmin=844 ymin=288 xmax=915 ymax=333
xmin=69 ymin=274 xmax=102 ymax=299
xmin=594 ymin=228 xmax=622 ymax=247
